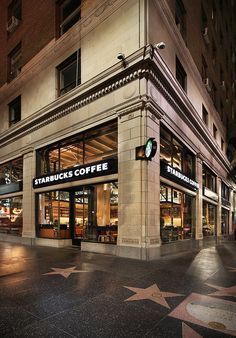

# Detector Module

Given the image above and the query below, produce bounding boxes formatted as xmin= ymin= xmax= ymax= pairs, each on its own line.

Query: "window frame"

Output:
xmin=8 ymin=43 xmax=22 ymax=82
xmin=57 ymin=50 xmax=81 ymax=96
xmin=8 ymin=95 xmax=21 ymax=126
xmin=176 ymin=57 xmax=187 ymax=91
xmin=58 ymin=0 xmax=81 ymax=36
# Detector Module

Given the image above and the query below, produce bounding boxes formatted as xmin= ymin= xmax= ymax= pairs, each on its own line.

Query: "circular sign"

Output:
xmin=145 ymin=138 xmax=157 ymax=160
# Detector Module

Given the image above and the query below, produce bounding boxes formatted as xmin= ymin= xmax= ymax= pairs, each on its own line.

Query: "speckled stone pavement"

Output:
xmin=0 ymin=241 xmax=235 ymax=337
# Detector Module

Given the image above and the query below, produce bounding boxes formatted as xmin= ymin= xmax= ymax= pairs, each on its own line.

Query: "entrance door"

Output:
xmin=70 ymin=187 xmax=96 ymax=245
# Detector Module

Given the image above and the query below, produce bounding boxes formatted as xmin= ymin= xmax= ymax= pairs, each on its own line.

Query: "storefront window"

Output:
xmin=0 ymin=196 xmax=23 ymax=235
xmin=0 ymin=157 xmax=23 ymax=186
xmin=36 ymin=182 xmax=118 ymax=243
xmin=202 ymin=201 xmax=216 ymax=236
xmin=160 ymin=184 xmax=194 ymax=243
xmin=160 ymin=126 xmax=195 ymax=178
xmin=36 ymin=121 xmax=117 ymax=175
xmin=37 ymin=191 xmax=70 ymax=239
xmin=221 ymin=208 xmax=229 ymax=235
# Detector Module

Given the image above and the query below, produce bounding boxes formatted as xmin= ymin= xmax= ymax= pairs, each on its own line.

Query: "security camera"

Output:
xmin=117 ymin=52 xmax=125 ymax=60
xmin=155 ymin=42 xmax=166 ymax=50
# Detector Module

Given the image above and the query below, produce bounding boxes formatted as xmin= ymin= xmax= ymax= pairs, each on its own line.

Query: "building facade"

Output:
xmin=0 ymin=0 xmax=235 ymax=259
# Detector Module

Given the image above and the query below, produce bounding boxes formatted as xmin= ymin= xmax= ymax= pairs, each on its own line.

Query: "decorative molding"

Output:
xmin=121 ymin=238 xmax=140 ymax=245
xmin=0 ymin=43 xmax=231 ymax=176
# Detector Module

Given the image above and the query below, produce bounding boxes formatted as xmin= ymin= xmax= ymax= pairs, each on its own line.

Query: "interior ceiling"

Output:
xmin=49 ymin=133 xmax=117 ymax=164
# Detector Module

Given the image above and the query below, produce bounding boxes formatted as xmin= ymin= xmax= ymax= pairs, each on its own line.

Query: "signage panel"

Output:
xmin=33 ymin=158 xmax=118 ymax=188
xmin=160 ymin=161 xmax=199 ymax=191
xmin=203 ymin=187 xmax=219 ymax=201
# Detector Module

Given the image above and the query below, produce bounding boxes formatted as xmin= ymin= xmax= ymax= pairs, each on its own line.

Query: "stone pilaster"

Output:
xmin=116 ymin=99 xmax=163 ymax=260
xmin=22 ymin=149 xmax=36 ymax=238
xmin=216 ymin=177 xmax=222 ymax=237
xmin=195 ymin=154 xmax=203 ymax=240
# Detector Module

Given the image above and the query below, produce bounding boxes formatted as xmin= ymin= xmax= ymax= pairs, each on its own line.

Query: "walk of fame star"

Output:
xmin=206 ymin=283 xmax=236 ymax=297
xmin=227 ymin=267 xmax=236 ymax=272
xmin=43 ymin=266 xmax=88 ymax=278
xmin=123 ymin=284 xmax=184 ymax=308
xmin=182 ymin=322 xmax=202 ymax=338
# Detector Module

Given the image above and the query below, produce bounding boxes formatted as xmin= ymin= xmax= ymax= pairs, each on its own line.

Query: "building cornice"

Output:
xmin=0 ymin=44 xmax=231 ymax=173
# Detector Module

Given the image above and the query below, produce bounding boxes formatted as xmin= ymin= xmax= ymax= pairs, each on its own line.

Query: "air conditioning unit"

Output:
xmin=203 ymin=27 xmax=210 ymax=45
xmin=204 ymin=77 xmax=211 ymax=92
xmin=6 ymin=16 xmax=20 ymax=33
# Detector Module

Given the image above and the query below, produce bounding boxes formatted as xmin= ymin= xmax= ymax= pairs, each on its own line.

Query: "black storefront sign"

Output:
xmin=160 ymin=161 xmax=199 ymax=191
xmin=0 ymin=181 xmax=22 ymax=195
xmin=33 ymin=158 xmax=118 ymax=188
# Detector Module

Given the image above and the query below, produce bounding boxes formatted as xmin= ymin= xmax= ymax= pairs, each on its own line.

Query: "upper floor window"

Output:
xmin=213 ymin=124 xmax=217 ymax=139
xmin=176 ymin=57 xmax=187 ymax=91
xmin=202 ymin=105 xmax=208 ymax=126
xmin=221 ymin=182 xmax=229 ymax=200
xmin=8 ymin=43 xmax=22 ymax=81
xmin=57 ymin=50 xmax=81 ymax=96
xmin=202 ymin=55 xmax=208 ymax=80
xmin=221 ymin=138 xmax=224 ymax=151
xmin=175 ymin=0 xmax=186 ymax=40
xmin=7 ymin=0 xmax=21 ymax=33
xmin=202 ymin=165 xmax=216 ymax=192
xmin=59 ymin=0 xmax=81 ymax=36
xmin=8 ymin=96 xmax=21 ymax=126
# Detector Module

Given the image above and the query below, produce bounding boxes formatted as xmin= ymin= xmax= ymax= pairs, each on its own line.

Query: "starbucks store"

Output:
xmin=34 ymin=121 xmax=118 ymax=247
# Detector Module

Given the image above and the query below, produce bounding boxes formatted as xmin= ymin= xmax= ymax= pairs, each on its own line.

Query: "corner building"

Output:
xmin=0 ymin=0 xmax=236 ymax=259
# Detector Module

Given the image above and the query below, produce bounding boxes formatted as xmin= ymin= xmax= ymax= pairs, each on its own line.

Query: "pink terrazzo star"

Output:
xmin=206 ymin=283 xmax=236 ymax=298
xmin=182 ymin=322 xmax=202 ymax=338
xmin=124 ymin=283 xmax=184 ymax=308
xmin=43 ymin=266 xmax=88 ymax=278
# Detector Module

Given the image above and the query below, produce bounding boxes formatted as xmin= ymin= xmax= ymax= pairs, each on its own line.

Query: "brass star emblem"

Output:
xmin=227 ymin=266 xmax=236 ymax=272
xmin=124 ymin=284 xmax=184 ymax=308
xmin=43 ymin=266 xmax=87 ymax=278
xmin=206 ymin=283 xmax=236 ymax=298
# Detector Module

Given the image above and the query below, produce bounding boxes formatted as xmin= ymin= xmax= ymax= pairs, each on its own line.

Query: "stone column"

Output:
xmin=22 ymin=149 xmax=36 ymax=239
xmin=116 ymin=99 xmax=162 ymax=260
xmin=216 ymin=177 xmax=222 ymax=237
xmin=195 ymin=154 xmax=203 ymax=240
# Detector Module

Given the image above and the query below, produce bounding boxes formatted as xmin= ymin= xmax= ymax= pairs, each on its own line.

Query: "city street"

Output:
xmin=0 ymin=241 xmax=236 ymax=337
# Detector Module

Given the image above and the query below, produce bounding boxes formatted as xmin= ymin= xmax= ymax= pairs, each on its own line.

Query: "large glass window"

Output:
xmin=36 ymin=121 xmax=117 ymax=175
xmin=221 ymin=208 xmax=229 ymax=235
xmin=203 ymin=201 xmax=216 ymax=236
xmin=0 ymin=157 xmax=23 ymax=186
xmin=160 ymin=184 xmax=194 ymax=243
xmin=36 ymin=182 xmax=118 ymax=244
xmin=0 ymin=196 xmax=23 ymax=236
xmin=160 ymin=126 xmax=195 ymax=178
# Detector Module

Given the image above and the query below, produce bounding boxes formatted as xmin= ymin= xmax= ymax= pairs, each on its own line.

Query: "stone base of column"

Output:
xmin=116 ymin=244 xmax=161 ymax=260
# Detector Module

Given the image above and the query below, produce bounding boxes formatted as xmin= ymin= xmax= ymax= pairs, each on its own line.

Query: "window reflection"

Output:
xmin=160 ymin=184 xmax=194 ymax=242
xmin=160 ymin=126 xmax=195 ymax=178
xmin=36 ymin=121 xmax=117 ymax=175
xmin=0 ymin=196 xmax=23 ymax=236
xmin=36 ymin=182 xmax=118 ymax=244
xmin=0 ymin=157 xmax=23 ymax=186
